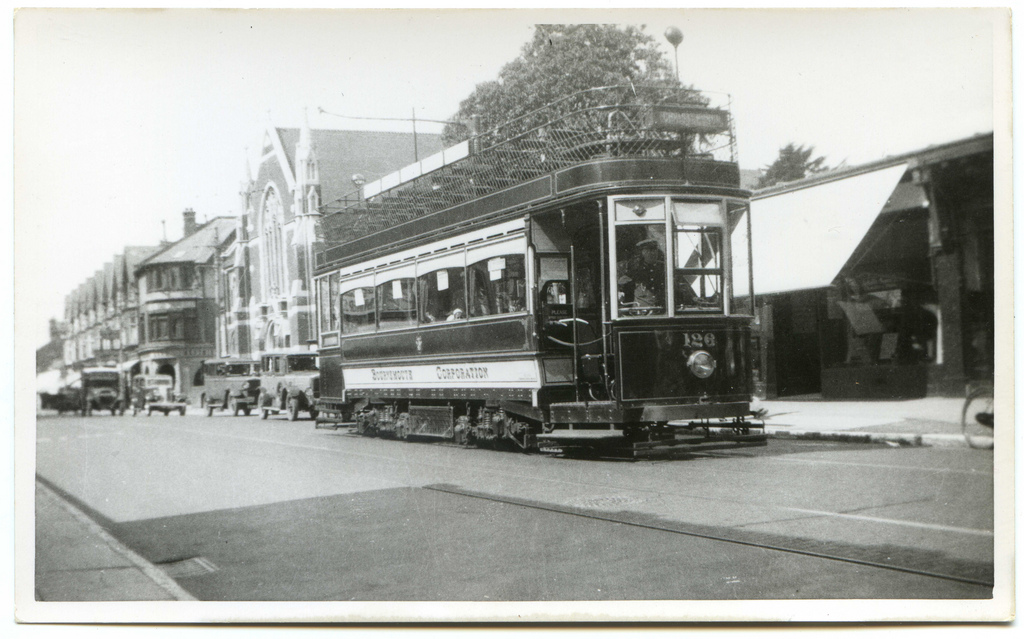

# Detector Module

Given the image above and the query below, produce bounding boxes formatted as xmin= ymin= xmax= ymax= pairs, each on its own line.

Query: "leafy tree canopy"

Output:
xmin=443 ymin=24 xmax=680 ymax=144
xmin=757 ymin=143 xmax=830 ymax=188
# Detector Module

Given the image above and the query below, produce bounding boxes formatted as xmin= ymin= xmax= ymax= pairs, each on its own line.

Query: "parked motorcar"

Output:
xmin=129 ymin=374 xmax=186 ymax=416
xmin=81 ymin=367 xmax=124 ymax=416
xmin=258 ymin=352 xmax=319 ymax=421
xmin=40 ymin=384 xmax=83 ymax=415
xmin=201 ymin=358 xmax=261 ymax=416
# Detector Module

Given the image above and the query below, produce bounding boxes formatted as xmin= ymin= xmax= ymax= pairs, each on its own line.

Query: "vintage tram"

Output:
xmin=313 ymin=85 xmax=763 ymax=457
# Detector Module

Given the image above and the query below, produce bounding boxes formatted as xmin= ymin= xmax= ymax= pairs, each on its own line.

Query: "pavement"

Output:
xmin=756 ymin=395 xmax=973 ymax=449
xmin=25 ymin=395 xmax=980 ymax=606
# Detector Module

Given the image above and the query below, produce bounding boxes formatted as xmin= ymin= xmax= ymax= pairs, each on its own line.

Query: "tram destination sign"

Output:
xmin=646 ymin=106 xmax=730 ymax=134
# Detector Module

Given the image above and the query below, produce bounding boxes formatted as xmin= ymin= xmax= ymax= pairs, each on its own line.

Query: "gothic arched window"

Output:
xmin=262 ymin=187 xmax=286 ymax=298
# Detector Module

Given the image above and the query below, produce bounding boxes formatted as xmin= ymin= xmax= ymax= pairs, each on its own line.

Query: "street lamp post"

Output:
xmin=665 ymin=26 xmax=683 ymax=82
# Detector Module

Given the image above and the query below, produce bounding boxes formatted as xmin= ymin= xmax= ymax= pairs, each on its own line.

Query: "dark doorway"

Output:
xmin=771 ymin=291 xmax=823 ymax=397
xmin=157 ymin=363 xmax=176 ymax=387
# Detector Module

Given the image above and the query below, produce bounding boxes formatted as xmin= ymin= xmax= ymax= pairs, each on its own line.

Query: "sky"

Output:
xmin=13 ymin=7 xmax=1006 ymax=349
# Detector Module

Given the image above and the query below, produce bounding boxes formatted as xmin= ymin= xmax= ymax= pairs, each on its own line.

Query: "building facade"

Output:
xmin=135 ymin=212 xmax=236 ymax=402
xmin=62 ymin=244 xmax=160 ymax=377
xmin=219 ymin=120 xmax=442 ymax=360
xmin=748 ymin=133 xmax=993 ymax=398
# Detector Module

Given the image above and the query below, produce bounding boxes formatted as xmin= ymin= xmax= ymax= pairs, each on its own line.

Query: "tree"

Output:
xmin=756 ymin=144 xmax=830 ymax=188
xmin=442 ymin=24 xmax=681 ymax=144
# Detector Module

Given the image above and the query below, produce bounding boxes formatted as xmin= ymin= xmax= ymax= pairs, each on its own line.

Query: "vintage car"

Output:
xmin=201 ymin=358 xmax=261 ymax=416
xmin=257 ymin=352 xmax=320 ymax=421
xmin=81 ymin=367 xmax=124 ymax=416
xmin=40 ymin=384 xmax=84 ymax=415
xmin=129 ymin=374 xmax=186 ymax=416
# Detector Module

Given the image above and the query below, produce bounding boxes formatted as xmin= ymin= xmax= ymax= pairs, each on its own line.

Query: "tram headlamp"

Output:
xmin=687 ymin=350 xmax=716 ymax=379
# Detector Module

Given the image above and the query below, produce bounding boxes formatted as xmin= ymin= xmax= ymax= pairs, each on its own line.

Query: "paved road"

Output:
xmin=35 ymin=411 xmax=994 ymax=601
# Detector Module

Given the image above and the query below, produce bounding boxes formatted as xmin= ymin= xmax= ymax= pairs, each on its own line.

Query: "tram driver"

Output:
xmin=618 ymin=237 xmax=666 ymax=311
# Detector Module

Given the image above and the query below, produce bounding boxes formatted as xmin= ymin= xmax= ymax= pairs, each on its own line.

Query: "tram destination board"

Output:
xmin=645 ymin=106 xmax=731 ymax=134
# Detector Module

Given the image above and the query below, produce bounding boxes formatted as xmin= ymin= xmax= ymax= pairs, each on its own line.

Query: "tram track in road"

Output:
xmin=425 ymin=484 xmax=995 ymax=589
xmin=119 ymin=420 xmax=994 ymax=538
xmin=40 ymin=416 xmax=992 ymax=593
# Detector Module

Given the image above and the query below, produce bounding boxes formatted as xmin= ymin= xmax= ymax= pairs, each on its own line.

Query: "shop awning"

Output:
xmin=733 ymin=163 xmax=908 ymax=297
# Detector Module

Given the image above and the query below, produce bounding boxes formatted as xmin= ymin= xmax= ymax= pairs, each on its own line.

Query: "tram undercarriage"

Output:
xmin=314 ymin=398 xmax=765 ymax=459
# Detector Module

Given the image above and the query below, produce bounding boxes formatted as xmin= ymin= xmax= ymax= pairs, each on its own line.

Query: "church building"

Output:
xmin=220 ymin=117 xmax=443 ymax=359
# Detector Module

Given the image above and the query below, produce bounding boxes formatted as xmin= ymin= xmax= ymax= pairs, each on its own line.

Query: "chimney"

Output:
xmin=183 ymin=208 xmax=198 ymax=237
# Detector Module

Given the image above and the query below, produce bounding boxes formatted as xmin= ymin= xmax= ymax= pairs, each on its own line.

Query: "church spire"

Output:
xmin=295 ymin=106 xmax=319 ymax=195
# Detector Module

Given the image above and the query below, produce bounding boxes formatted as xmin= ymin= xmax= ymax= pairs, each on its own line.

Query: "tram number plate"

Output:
xmin=682 ymin=332 xmax=716 ymax=348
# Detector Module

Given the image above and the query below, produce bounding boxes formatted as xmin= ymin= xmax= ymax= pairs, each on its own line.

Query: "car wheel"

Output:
xmin=308 ymin=408 xmax=319 ymax=421
xmin=232 ymin=400 xmax=240 ymax=416
xmin=261 ymin=407 xmax=269 ymax=420
xmin=179 ymin=407 xmax=186 ymax=416
xmin=287 ymin=398 xmax=300 ymax=422
xmin=243 ymin=407 xmax=252 ymax=417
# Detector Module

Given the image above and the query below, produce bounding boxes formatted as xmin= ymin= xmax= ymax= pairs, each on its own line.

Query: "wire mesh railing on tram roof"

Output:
xmin=319 ymin=85 xmax=736 ymax=246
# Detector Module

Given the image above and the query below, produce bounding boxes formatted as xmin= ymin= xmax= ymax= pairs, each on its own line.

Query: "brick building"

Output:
xmin=62 ymin=245 xmax=160 ymax=376
xmin=218 ymin=119 xmax=442 ymax=359
xmin=135 ymin=211 xmax=236 ymax=402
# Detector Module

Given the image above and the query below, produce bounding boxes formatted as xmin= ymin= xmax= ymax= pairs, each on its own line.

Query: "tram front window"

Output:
xmin=616 ymin=225 xmax=667 ymax=316
xmin=675 ymin=226 xmax=722 ymax=312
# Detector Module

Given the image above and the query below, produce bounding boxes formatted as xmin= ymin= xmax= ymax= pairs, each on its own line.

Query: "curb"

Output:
xmin=764 ymin=428 xmax=969 ymax=448
xmin=36 ymin=480 xmax=196 ymax=602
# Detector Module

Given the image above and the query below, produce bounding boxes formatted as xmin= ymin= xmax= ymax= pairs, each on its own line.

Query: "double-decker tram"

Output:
xmin=313 ymin=85 xmax=764 ymax=457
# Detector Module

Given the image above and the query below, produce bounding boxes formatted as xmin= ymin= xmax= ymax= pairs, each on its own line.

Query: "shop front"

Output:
xmin=746 ymin=134 xmax=992 ymax=399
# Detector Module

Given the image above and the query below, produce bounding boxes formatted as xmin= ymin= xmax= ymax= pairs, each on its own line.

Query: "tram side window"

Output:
xmin=341 ymin=286 xmax=377 ymax=334
xmin=419 ymin=267 xmax=466 ymax=323
xmin=318 ymin=278 xmax=331 ymax=334
xmin=377 ymin=278 xmax=417 ymax=330
xmin=328 ymin=273 xmax=339 ymax=332
xmin=675 ymin=226 xmax=723 ymax=312
xmin=468 ymin=255 xmax=526 ymax=317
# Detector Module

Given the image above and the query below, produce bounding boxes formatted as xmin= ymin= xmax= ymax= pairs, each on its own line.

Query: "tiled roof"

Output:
xmin=124 ymin=245 xmax=161 ymax=271
xmin=275 ymin=128 xmax=444 ymax=206
xmin=138 ymin=218 xmax=237 ymax=269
